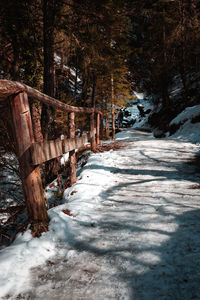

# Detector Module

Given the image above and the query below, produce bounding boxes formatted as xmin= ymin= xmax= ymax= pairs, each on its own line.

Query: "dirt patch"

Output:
xmin=188 ymin=184 xmax=200 ymax=189
xmin=63 ymin=208 xmax=73 ymax=216
xmin=95 ymin=142 xmax=128 ymax=152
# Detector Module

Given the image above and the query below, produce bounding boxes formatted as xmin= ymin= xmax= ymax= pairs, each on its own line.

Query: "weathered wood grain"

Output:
xmin=0 ymin=80 xmax=24 ymax=101
xmin=9 ymin=92 xmax=48 ymax=224
xmin=31 ymin=139 xmax=63 ymax=165
xmin=31 ymin=135 xmax=89 ymax=165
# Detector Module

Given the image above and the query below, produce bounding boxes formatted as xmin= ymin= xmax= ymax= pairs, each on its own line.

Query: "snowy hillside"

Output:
xmin=129 ymin=73 xmax=200 ymax=144
xmin=168 ymin=104 xmax=200 ymax=143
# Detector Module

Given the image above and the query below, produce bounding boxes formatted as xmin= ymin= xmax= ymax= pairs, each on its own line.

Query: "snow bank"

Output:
xmin=168 ymin=104 xmax=200 ymax=143
xmin=170 ymin=104 xmax=200 ymax=126
xmin=0 ymin=230 xmax=56 ymax=297
xmin=0 ymin=149 xmax=116 ymax=299
xmin=170 ymin=120 xmax=200 ymax=144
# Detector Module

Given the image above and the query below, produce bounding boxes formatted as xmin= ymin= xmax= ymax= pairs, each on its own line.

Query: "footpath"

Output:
xmin=2 ymin=129 xmax=200 ymax=300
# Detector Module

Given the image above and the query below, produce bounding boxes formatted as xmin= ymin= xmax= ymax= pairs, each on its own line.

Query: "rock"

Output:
xmin=153 ymin=128 xmax=166 ymax=138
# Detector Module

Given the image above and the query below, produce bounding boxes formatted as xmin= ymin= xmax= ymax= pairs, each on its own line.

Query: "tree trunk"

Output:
xmin=105 ymin=117 xmax=110 ymax=139
xmin=69 ymin=112 xmax=76 ymax=186
xmin=161 ymin=80 xmax=170 ymax=107
xmin=100 ymin=115 xmax=104 ymax=140
xmin=111 ymin=74 xmax=115 ymax=139
xmin=179 ymin=0 xmax=189 ymax=99
xmin=43 ymin=0 xmax=55 ymax=97
xmin=96 ymin=113 xmax=100 ymax=145
xmin=12 ymin=47 xmax=20 ymax=81
xmin=82 ymin=67 xmax=90 ymax=106
xmin=74 ymin=66 xmax=78 ymax=99
xmin=91 ymin=71 xmax=96 ymax=108
xmin=42 ymin=0 xmax=56 ymax=139
xmin=161 ymin=8 xmax=170 ymax=107
xmin=90 ymin=112 xmax=96 ymax=151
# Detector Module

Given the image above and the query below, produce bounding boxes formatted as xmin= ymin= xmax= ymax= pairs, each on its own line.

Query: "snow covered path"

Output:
xmin=2 ymin=129 xmax=200 ymax=300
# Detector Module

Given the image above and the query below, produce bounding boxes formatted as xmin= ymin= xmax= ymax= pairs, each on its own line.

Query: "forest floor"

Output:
xmin=1 ymin=129 xmax=200 ymax=300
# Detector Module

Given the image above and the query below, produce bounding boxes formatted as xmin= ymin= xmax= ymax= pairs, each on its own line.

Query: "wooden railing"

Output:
xmin=0 ymin=80 xmax=104 ymax=228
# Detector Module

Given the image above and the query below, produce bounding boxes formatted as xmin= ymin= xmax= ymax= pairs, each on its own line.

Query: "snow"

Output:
xmin=167 ymin=104 xmax=200 ymax=143
xmin=170 ymin=120 xmax=200 ymax=144
xmin=131 ymin=100 xmax=153 ymax=130
xmin=1 ymin=129 xmax=200 ymax=299
xmin=170 ymin=104 xmax=200 ymax=126
xmin=134 ymin=92 xmax=145 ymax=99
xmin=0 ymin=231 xmax=56 ymax=297
xmin=60 ymin=152 xmax=69 ymax=166
xmin=126 ymin=106 xmax=139 ymax=119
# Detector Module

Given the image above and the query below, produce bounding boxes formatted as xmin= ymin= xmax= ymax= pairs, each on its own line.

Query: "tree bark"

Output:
xmin=43 ymin=0 xmax=55 ymax=97
xmin=96 ymin=113 xmax=100 ymax=145
xmin=42 ymin=0 xmax=56 ymax=139
xmin=69 ymin=112 xmax=76 ymax=186
xmin=100 ymin=115 xmax=104 ymax=140
xmin=179 ymin=0 xmax=189 ymax=99
xmin=161 ymin=8 xmax=170 ymax=107
xmin=105 ymin=117 xmax=110 ymax=139
xmin=111 ymin=74 xmax=115 ymax=139
xmin=91 ymin=71 xmax=96 ymax=108
xmin=90 ymin=112 xmax=96 ymax=151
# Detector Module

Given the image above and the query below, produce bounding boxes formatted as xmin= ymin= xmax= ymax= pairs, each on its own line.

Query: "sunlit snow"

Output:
xmin=1 ymin=127 xmax=200 ymax=299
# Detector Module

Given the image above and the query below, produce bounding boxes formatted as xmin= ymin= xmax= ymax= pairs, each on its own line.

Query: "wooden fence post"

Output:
xmin=9 ymin=92 xmax=49 ymax=229
xmin=69 ymin=112 xmax=76 ymax=186
xmin=96 ymin=113 xmax=100 ymax=145
xmin=90 ymin=112 xmax=96 ymax=151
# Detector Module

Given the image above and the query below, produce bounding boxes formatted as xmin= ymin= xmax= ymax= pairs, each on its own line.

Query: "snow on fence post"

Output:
xmin=96 ymin=113 xmax=100 ymax=145
xmin=68 ymin=111 xmax=76 ymax=186
xmin=9 ymin=91 xmax=49 ymax=227
xmin=90 ymin=112 xmax=96 ymax=151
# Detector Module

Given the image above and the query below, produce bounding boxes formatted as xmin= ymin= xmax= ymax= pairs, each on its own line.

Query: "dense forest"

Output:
xmin=0 ymin=0 xmax=200 ymax=235
xmin=1 ymin=0 xmax=199 ymax=109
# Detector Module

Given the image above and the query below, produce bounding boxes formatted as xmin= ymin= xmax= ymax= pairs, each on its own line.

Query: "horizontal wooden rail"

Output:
xmin=0 ymin=80 xmax=102 ymax=114
xmin=30 ymin=131 xmax=96 ymax=165
xmin=24 ymin=84 xmax=95 ymax=114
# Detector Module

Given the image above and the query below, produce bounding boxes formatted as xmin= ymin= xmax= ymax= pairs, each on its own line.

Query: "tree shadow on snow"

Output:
xmin=67 ymin=139 xmax=200 ymax=299
xmin=125 ymin=208 xmax=200 ymax=300
xmin=24 ymin=137 xmax=200 ymax=299
xmin=67 ymin=205 xmax=200 ymax=300
xmin=80 ymin=142 xmax=200 ymax=186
